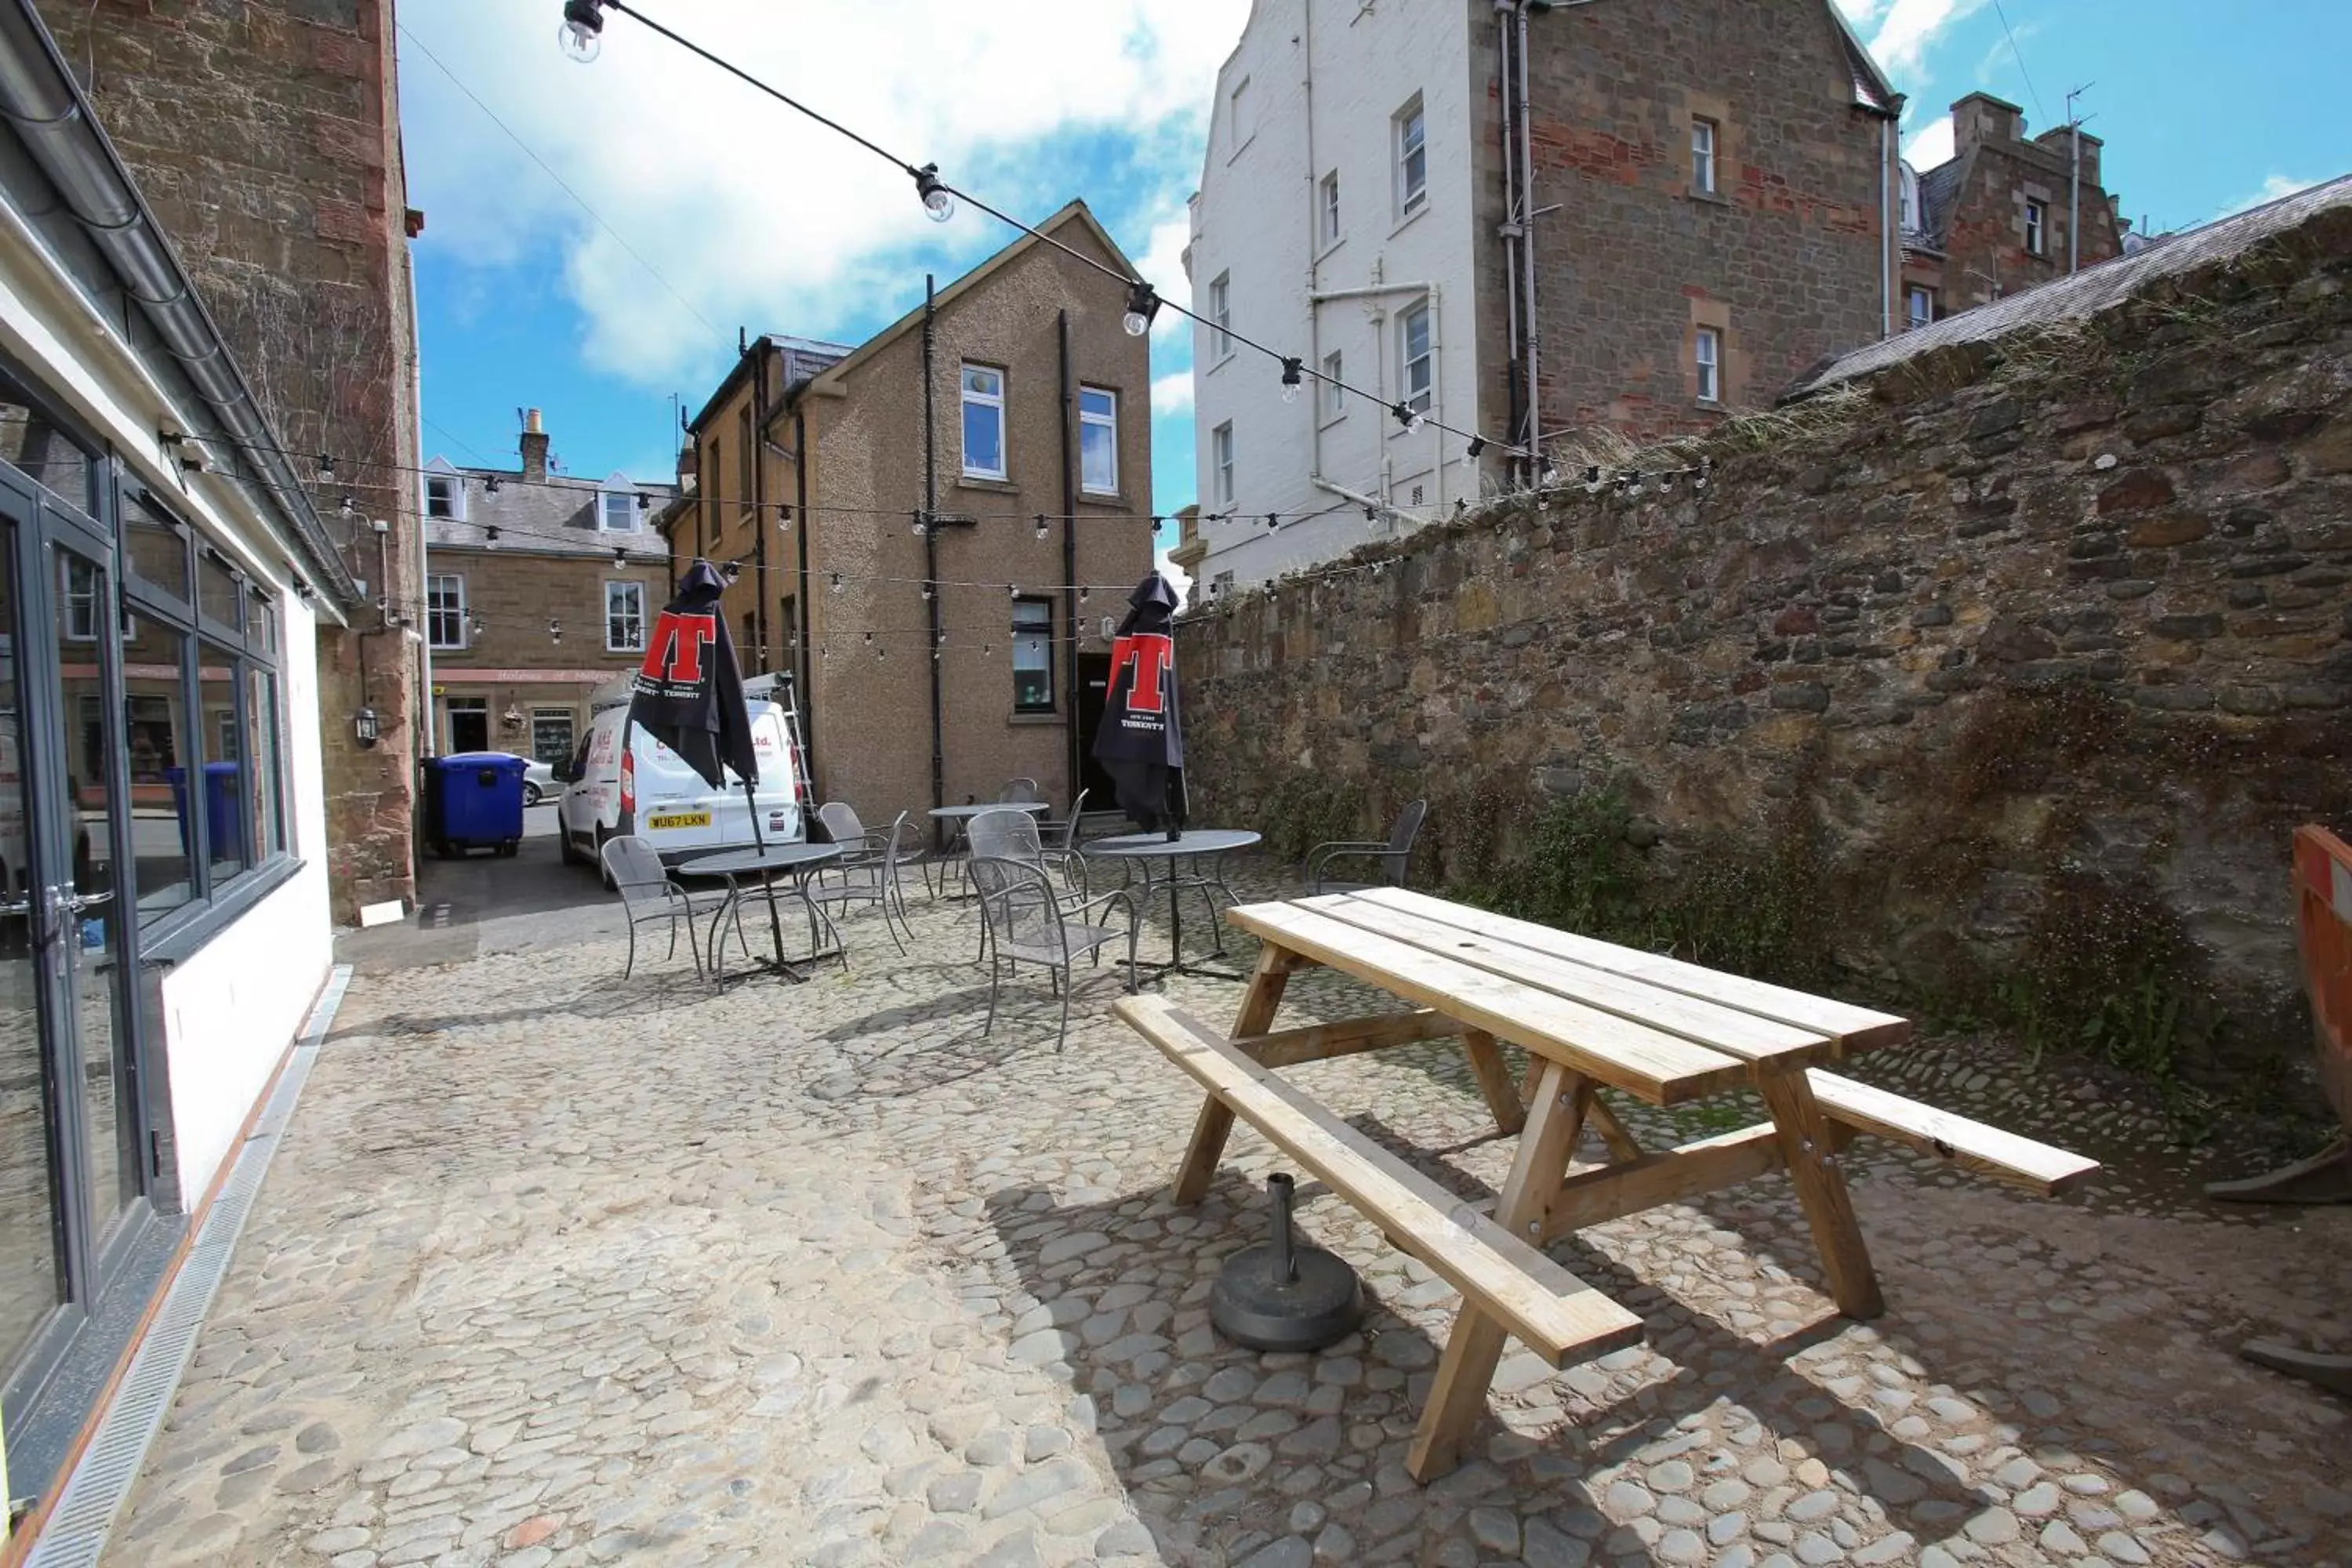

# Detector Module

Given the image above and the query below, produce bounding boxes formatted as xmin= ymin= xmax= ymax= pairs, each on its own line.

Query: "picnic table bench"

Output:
xmin=1116 ymin=886 xmax=2099 ymax=1481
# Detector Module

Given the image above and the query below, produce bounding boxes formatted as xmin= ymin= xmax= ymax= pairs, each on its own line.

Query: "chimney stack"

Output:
xmin=1951 ymin=93 xmax=2026 ymax=154
xmin=520 ymin=408 xmax=549 ymax=484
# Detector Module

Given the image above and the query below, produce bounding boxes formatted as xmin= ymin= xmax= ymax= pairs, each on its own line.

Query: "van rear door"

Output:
xmin=632 ymin=702 xmax=800 ymax=859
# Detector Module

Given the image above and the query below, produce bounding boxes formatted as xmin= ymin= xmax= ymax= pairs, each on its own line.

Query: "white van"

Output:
xmin=557 ymin=698 xmax=804 ymax=879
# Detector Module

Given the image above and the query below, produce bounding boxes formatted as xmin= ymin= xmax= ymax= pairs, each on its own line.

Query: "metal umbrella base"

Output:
xmin=1212 ymin=1174 xmax=1363 ymax=1353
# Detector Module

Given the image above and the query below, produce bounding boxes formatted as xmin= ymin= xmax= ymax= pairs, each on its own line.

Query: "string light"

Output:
xmin=316 ymin=454 xmax=336 ymax=483
xmin=913 ymin=162 xmax=955 ymax=223
xmin=1392 ymin=402 xmax=1424 ymax=434
xmin=1122 ymin=281 xmax=1159 ymax=337
xmin=340 ymin=495 xmax=355 ymax=519
xmin=829 ymin=572 xmax=843 ymax=593
xmin=1033 ymin=514 xmax=1048 ymax=540
xmin=1279 ymin=358 xmax=1302 ymax=404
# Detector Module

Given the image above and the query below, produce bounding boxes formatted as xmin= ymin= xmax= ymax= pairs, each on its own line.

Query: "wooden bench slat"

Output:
xmin=1224 ymin=902 xmax=1749 ymax=1105
xmin=1352 ymin=888 xmax=1913 ymax=1052
xmin=1541 ymin=1124 xmax=1787 ymax=1236
xmin=1117 ymin=995 xmax=1646 ymax=1366
xmin=1239 ymin=1009 xmax=1459 ymax=1069
xmin=1304 ymin=893 xmax=1838 ymax=1069
xmin=1808 ymin=1071 xmax=2100 ymax=1196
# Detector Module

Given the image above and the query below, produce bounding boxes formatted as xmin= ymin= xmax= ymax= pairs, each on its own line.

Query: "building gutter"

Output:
xmin=1057 ymin=310 xmax=1079 ymax=806
xmin=920 ymin=275 xmax=944 ymax=818
xmin=0 ymin=0 xmax=361 ymax=609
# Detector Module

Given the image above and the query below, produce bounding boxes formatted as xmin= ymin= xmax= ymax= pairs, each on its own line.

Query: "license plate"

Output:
xmin=646 ymin=811 xmax=711 ymax=829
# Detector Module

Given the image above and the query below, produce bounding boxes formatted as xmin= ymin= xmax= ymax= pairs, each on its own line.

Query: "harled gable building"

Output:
xmin=421 ymin=410 xmax=676 ymax=767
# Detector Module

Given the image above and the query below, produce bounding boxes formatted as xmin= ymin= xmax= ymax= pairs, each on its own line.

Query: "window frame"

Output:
xmin=1396 ymin=96 xmax=1428 ymax=217
xmin=422 ymin=459 xmax=466 ymax=522
xmin=1320 ymin=170 xmax=1341 ymax=247
xmin=735 ymin=405 xmax=754 ymax=517
xmin=599 ymin=487 xmax=637 ymax=533
xmin=61 ymin=551 xmax=99 ymax=641
xmin=604 ymin=579 xmax=648 ymax=653
xmin=1208 ymin=274 xmax=1232 ymax=362
xmin=1078 ymin=386 xmax=1119 ymax=496
xmin=960 ymin=362 xmax=1008 ymax=481
xmin=1320 ymin=350 xmax=1345 ymax=421
xmin=1694 ymin=325 xmax=1723 ymax=405
xmin=425 ymin=572 xmax=467 ymax=651
xmin=1398 ymin=303 xmax=1433 ymax=417
xmin=1010 ymin=596 xmax=1056 ymax=715
xmin=1211 ymin=422 xmax=1235 ymax=507
xmin=2025 ymin=198 xmax=2048 ymax=256
xmin=1691 ymin=116 xmax=1719 ymax=195
xmin=1905 ymin=285 xmax=1935 ymax=330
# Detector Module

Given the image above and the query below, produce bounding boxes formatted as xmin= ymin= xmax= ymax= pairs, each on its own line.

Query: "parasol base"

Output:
xmin=2204 ymin=1137 xmax=2352 ymax=1204
xmin=1211 ymin=1174 xmax=1364 ymax=1354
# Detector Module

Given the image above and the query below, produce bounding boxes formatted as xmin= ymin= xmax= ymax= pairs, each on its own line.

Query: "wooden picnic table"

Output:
xmin=1116 ymin=886 xmax=2100 ymax=1482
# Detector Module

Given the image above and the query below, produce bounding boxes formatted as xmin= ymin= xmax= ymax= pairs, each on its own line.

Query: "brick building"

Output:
xmin=34 ymin=0 xmax=425 ymax=924
xmin=1899 ymin=93 xmax=2128 ymax=330
xmin=665 ymin=202 xmax=1153 ymax=820
xmin=423 ymin=412 xmax=676 ymax=766
xmin=1183 ymin=0 xmax=1902 ymax=590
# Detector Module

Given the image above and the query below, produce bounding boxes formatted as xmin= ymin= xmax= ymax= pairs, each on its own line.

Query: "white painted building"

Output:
xmin=1183 ymin=0 xmax=1489 ymax=593
xmin=0 ymin=1 xmax=362 ymax=1526
xmin=1181 ymin=0 xmax=1902 ymax=594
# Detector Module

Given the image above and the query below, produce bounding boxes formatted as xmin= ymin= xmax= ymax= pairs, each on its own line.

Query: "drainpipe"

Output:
xmin=1494 ymin=0 xmax=1521 ymax=463
xmin=1304 ymin=0 xmax=1324 ymax=487
xmin=750 ymin=342 xmax=768 ymax=671
xmin=1516 ymin=0 xmax=1541 ymax=475
xmin=794 ymin=406 xmax=813 ymax=781
xmin=1058 ymin=310 xmax=1079 ymax=806
xmin=922 ymin=276 xmax=945 ymax=821
xmin=1309 ymin=280 xmax=1439 ymax=526
xmin=1882 ymin=115 xmax=1896 ymax=338
xmin=2068 ymin=119 xmax=2082 ymax=274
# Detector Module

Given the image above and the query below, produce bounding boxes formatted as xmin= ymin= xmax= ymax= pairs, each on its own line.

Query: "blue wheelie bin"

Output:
xmin=164 ymin=762 xmax=245 ymax=862
xmin=425 ymin=753 xmax=528 ymax=858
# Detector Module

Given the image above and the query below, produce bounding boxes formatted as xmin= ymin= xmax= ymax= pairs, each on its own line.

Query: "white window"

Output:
xmin=1320 ymin=170 xmax=1341 ymax=245
xmin=1396 ymin=96 xmax=1427 ymax=216
xmin=1212 ymin=422 xmax=1234 ymax=506
xmin=422 ymin=459 xmax=466 ymax=521
xmin=426 ymin=573 xmax=466 ymax=650
xmin=1209 ymin=273 xmax=1232 ymax=360
xmin=1399 ymin=303 xmax=1432 ymax=416
xmin=2025 ymin=198 xmax=2047 ymax=255
xmin=1079 ymin=387 xmax=1118 ymax=495
xmin=960 ymin=363 xmax=1007 ymax=480
xmin=1321 ymin=350 xmax=1345 ymax=419
xmin=1899 ymin=164 xmax=1921 ymax=231
xmin=1691 ymin=118 xmax=1718 ymax=194
xmin=604 ymin=581 xmax=646 ymax=652
xmin=1695 ymin=326 xmax=1722 ymax=403
xmin=1906 ymin=285 xmax=1934 ymax=330
xmin=61 ymin=554 xmax=99 ymax=641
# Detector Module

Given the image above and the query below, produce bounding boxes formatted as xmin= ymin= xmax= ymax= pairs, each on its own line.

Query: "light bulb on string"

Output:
xmin=1279 ymin=358 xmax=1303 ymax=404
xmin=829 ymin=572 xmax=843 ymax=594
xmin=910 ymin=510 xmax=928 ymax=538
xmin=913 ymin=164 xmax=955 ymax=223
xmin=1392 ymin=401 xmax=1424 ymax=434
xmin=777 ymin=504 xmax=793 ymax=530
xmin=1033 ymin=514 xmax=1048 ymax=541
xmin=557 ymin=0 xmax=604 ymax=62
xmin=921 ymin=581 xmax=934 ymax=601
xmin=1466 ymin=436 xmax=1486 ymax=459
xmin=339 ymin=495 xmax=355 ymax=520
xmin=316 ymin=453 xmax=335 ymax=484
xmin=1121 ymin=280 xmax=1160 ymax=338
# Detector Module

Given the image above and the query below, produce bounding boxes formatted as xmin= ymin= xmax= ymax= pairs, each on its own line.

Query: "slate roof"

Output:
xmin=423 ymin=466 xmax=678 ymax=560
xmin=1789 ymin=172 xmax=2352 ymax=397
xmin=1909 ymin=157 xmax=1966 ymax=252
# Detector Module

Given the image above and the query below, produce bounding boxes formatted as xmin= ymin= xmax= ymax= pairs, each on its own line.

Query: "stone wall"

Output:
xmin=45 ymin=0 xmax=423 ymax=920
xmin=1180 ymin=205 xmax=2352 ymax=1072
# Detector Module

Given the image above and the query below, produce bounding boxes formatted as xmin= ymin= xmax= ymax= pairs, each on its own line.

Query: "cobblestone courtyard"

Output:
xmin=102 ymin=855 xmax=2352 ymax=1568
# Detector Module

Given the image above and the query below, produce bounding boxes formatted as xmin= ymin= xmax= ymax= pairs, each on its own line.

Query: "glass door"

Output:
xmin=0 ymin=471 xmax=147 ymax=1417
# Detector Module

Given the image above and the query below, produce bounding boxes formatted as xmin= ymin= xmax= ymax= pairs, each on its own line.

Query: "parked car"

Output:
xmin=519 ymin=756 xmax=557 ymax=807
xmin=555 ymin=699 xmax=804 ymax=884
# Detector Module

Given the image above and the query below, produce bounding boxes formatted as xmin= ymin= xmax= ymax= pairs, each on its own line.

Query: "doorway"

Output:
xmin=0 ymin=469 xmax=147 ymax=1423
xmin=1074 ymin=651 xmax=1116 ymax=806
xmin=445 ymin=697 xmax=488 ymax=755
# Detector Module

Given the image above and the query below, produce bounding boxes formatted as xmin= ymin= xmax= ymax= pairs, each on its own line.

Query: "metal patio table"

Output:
xmin=684 ymin=841 xmax=845 ymax=983
xmin=1082 ymin=829 xmax=1261 ymax=982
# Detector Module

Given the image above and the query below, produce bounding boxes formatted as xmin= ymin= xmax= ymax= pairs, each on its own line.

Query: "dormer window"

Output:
xmin=599 ymin=473 xmax=637 ymax=532
xmin=1899 ymin=163 xmax=1921 ymax=232
xmin=422 ymin=456 xmax=466 ymax=522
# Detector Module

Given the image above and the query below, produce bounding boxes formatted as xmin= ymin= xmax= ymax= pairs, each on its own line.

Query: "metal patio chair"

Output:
xmin=601 ymin=833 xmax=746 ymax=981
xmin=1307 ymin=798 xmax=1428 ymax=895
xmin=808 ymin=808 xmax=920 ymax=955
xmin=998 ymin=777 xmax=1046 ymax=804
xmin=967 ymin=808 xmax=1139 ymax=1051
xmin=1036 ymin=786 xmax=1091 ymax=891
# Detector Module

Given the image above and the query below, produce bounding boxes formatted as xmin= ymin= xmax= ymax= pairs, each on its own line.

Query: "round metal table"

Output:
xmin=1082 ymin=829 xmax=1262 ymax=982
xmin=684 ymin=841 xmax=844 ymax=982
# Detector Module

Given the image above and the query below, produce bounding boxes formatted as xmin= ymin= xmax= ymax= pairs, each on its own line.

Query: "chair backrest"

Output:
xmin=1058 ymin=787 xmax=1090 ymax=850
xmin=817 ymin=800 xmax=865 ymax=844
xmin=880 ymin=810 xmax=918 ymax=866
xmin=968 ymin=806 xmax=1044 ymax=866
xmin=601 ymin=835 xmax=672 ymax=912
xmin=999 ymin=777 xmax=1044 ymax=804
xmin=1388 ymin=798 xmax=1429 ymax=858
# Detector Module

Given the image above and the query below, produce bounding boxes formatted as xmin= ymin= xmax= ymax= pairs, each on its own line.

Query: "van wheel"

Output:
xmin=595 ymin=827 xmax=615 ymax=890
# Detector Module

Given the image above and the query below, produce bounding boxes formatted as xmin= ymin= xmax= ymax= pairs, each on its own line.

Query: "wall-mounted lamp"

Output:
xmin=353 ymin=706 xmax=380 ymax=747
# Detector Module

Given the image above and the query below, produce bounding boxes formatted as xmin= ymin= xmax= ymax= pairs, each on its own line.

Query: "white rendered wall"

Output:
xmin=0 ymin=198 xmax=338 ymax=1214
xmin=1188 ymin=0 xmax=1486 ymax=592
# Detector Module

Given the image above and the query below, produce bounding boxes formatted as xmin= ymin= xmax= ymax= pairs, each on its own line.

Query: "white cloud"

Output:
xmin=1972 ymin=19 xmax=2037 ymax=87
xmin=1154 ymin=547 xmax=1194 ymax=609
xmin=1150 ymin=369 xmax=1194 ymax=416
xmin=399 ymin=1 xmax=1248 ymax=387
xmin=2218 ymin=173 xmax=2326 ymax=219
xmin=1834 ymin=0 xmax=1889 ymax=22
xmin=1133 ymin=212 xmax=1196 ymax=342
xmin=1867 ymin=0 xmax=1989 ymax=82
xmin=1903 ymin=114 xmax=1955 ymax=171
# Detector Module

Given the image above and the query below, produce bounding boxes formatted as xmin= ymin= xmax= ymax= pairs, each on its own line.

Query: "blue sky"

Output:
xmin=402 ymin=1 xmax=2349 ymax=565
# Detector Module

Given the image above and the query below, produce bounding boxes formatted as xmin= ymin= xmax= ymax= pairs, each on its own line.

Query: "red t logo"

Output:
xmin=641 ymin=612 xmax=717 ymax=684
xmin=1108 ymin=633 xmax=1173 ymax=715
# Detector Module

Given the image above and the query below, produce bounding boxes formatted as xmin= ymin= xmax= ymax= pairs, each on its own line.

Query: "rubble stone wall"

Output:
xmin=1180 ymin=206 xmax=2352 ymax=1069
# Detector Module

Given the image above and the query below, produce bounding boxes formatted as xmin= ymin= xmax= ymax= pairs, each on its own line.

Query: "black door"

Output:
xmin=1074 ymin=652 xmax=1116 ymax=806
